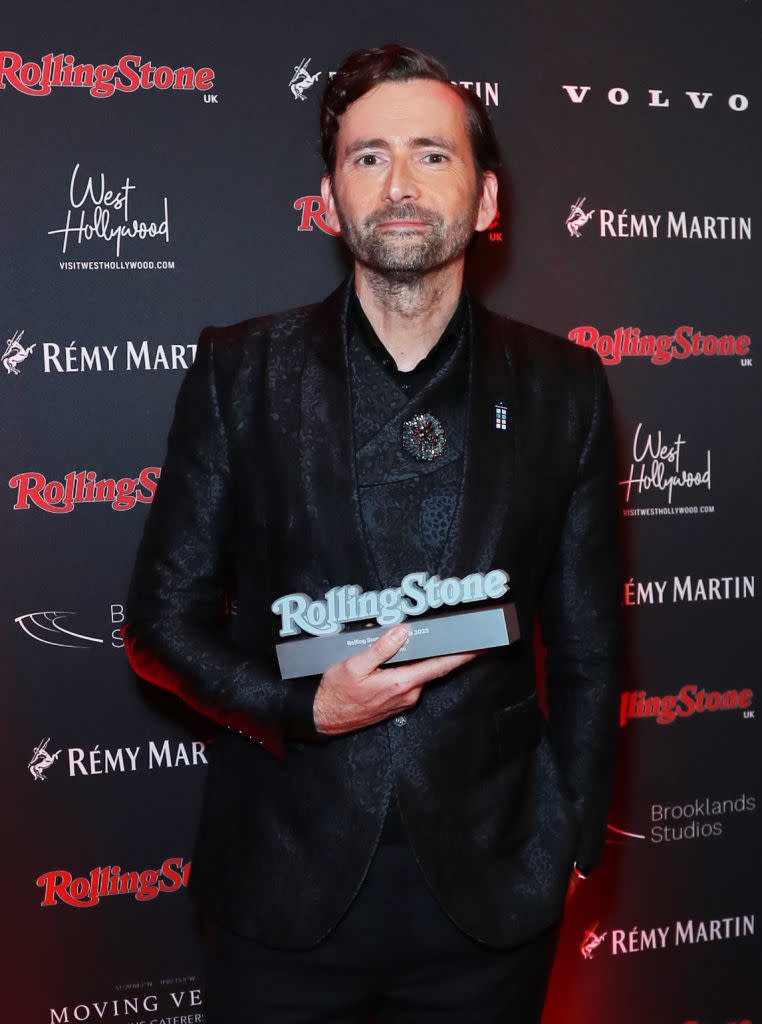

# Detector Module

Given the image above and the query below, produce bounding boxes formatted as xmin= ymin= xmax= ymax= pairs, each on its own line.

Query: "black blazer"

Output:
xmin=124 ymin=279 xmax=621 ymax=949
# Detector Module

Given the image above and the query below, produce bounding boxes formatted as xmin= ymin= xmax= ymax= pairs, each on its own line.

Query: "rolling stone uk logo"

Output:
xmin=37 ymin=857 xmax=191 ymax=907
xmin=619 ymin=685 xmax=754 ymax=727
xmin=0 ymin=52 xmax=215 ymax=98
xmin=9 ymin=468 xmax=160 ymax=512
xmin=569 ymin=324 xmax=751 ymax=366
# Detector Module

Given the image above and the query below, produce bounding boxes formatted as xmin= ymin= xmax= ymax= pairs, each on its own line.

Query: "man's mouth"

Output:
xmin=376 ymin=219 xmax=429 ymax=229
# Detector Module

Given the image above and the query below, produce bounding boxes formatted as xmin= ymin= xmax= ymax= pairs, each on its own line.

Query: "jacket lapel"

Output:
xmin=298 ymin=284 xmax=519 ymax=592
xmin=439 ymin=302 xmax=518 ymax=580
xmin=299 ymin=279 xmax=380 ymax=590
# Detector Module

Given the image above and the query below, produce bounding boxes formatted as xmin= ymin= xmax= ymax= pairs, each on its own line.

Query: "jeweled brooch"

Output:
xmin=402 ymin=413 xmax=446 ymax=461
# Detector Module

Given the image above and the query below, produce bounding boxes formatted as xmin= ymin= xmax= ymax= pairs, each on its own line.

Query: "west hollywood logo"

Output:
xmin=569 ymin=325 xmax=751 ymax=367
xmin=0 ymin=52 xmax=215 ymax=98
xmin=48 ymin=163 xmax=169 ymax=258
xmin=28 ymin=736 xmax=208 ymax=781
xmin=562 ymin=83 xmax=750 ymax=112
xmin=9 ymin=468 xmax=160 ymax=512
xmin=619 ymin=423 xmax=711 ymax=515
xmin=619 ymin=685 xmax=754 ymax=727
xmin=564 ymin=198 xmax=751 ymax=241
xmin=37 ymin=857 xmax=191 ymax=907
xmin=579 ymin=912 xmax=754 ymax=959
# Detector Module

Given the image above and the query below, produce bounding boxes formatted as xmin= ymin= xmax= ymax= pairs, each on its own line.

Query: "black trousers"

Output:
xmin=205 ymin=840 xmax=561 ymax=1024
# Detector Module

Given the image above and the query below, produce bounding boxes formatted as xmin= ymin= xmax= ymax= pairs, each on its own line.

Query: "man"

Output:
xmin=124 ymin=44 xmax=621 ymax=1023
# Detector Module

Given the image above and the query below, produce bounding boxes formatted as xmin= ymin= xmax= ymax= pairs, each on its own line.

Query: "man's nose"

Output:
xmin=384 ymin=158 xmax=420 ymax=202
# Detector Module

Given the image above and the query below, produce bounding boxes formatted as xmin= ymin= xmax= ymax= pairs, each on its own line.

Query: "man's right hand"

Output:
xmin=313 ymin=625 xmax=479 ymax=735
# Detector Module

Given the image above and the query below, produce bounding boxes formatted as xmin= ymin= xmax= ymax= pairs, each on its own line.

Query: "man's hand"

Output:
xmin=313 ymin=625 xmax=479 ymax=735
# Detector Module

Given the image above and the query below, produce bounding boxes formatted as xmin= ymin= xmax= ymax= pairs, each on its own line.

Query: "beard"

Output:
xmin=332 ymin=194 xmax=481 ymax=277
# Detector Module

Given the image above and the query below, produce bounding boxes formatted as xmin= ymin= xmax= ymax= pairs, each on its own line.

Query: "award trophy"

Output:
xmin=272 ymin=569 xmax=519 ymax=679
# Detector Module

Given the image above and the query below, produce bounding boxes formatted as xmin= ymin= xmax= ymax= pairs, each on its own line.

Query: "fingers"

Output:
xmin=347 ymin=625 xmax=409 ymax=678
xmin=379 ymin=649 xmax=481 ymax=689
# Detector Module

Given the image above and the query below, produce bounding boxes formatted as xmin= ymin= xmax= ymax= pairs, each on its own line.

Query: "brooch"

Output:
xmin=402 ymin=413 xmax=446 ymax=461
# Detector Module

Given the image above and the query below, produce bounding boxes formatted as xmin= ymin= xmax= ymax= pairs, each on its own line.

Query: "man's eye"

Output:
xmin=358 ymin=154 xmax=379 ymax=166
xmin=423 ymin=153 xmax=447 ymax=164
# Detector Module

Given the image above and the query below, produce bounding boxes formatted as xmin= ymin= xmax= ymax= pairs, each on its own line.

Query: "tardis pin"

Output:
xmin=494 ymin=403 xmax=508 ymax=431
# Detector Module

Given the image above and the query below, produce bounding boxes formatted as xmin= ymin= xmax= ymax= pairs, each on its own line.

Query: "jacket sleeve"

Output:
xmin=538 ymin=353 xmax=622 ymax=874
xmin=123 ymin=330 xmax=322 ymax=754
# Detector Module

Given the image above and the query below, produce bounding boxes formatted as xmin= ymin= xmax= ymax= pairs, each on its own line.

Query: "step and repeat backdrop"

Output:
xmin=2 ymin=1 xmax=759 ymax=1021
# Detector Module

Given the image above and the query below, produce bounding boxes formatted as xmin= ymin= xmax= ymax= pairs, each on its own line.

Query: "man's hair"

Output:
xmin=320 ymin=44 xmax=500 ymax=178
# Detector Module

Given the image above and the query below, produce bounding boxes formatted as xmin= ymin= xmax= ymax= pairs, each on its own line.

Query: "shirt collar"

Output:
xmin=349 ymin=289 xmax=467 ymax=396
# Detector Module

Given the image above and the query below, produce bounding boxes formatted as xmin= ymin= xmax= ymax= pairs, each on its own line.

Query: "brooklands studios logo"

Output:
xmin=16 ymin=603 xmax=128 ymax=649
xmin=15 ymin=610 xmax=103 ymax=649
xmin=564 ymin=198 xmax=751 ymax=240
xmin=606 ymin=793 xmax=757 ymax=847
xmin=0 ymin=51 xmax=215 ymax=98
xmin=9 ymin=468 xmax=160 ymax=512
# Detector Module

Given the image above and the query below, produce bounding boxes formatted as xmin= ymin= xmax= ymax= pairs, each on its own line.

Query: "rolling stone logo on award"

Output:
xmin=271 ymin=569 xmax=518 ymax=679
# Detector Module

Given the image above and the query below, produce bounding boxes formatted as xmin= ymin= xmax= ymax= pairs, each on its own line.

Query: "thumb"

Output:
xmin=349 ymin=625 xmax=409 ymax=677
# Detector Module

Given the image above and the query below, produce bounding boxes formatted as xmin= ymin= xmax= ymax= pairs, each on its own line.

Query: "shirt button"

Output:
xmin=393 ymin=715 xmax=407 ymax=727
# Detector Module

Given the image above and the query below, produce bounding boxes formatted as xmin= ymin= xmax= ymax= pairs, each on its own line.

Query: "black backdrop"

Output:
xmin=3 ymin=2 xmax=760 ymax=1021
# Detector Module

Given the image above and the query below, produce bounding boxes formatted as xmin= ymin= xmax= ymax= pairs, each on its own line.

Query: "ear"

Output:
xmin=320 ymin=174 xmax=341 ymax=234
xmin=474 ymin=171 xmax=498 ymax=233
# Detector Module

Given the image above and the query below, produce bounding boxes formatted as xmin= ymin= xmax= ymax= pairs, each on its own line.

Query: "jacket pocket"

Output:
xmin=494 ymin=692 xmax=543 ymax=760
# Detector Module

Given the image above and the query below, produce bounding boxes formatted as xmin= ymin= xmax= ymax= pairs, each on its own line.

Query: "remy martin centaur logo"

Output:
xmin=272 ymin=570 xmax=510 ymax=638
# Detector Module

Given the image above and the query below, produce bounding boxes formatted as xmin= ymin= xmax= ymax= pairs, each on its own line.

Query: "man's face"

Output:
xmin=321 ymin=79 xmax=497 ymax=276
